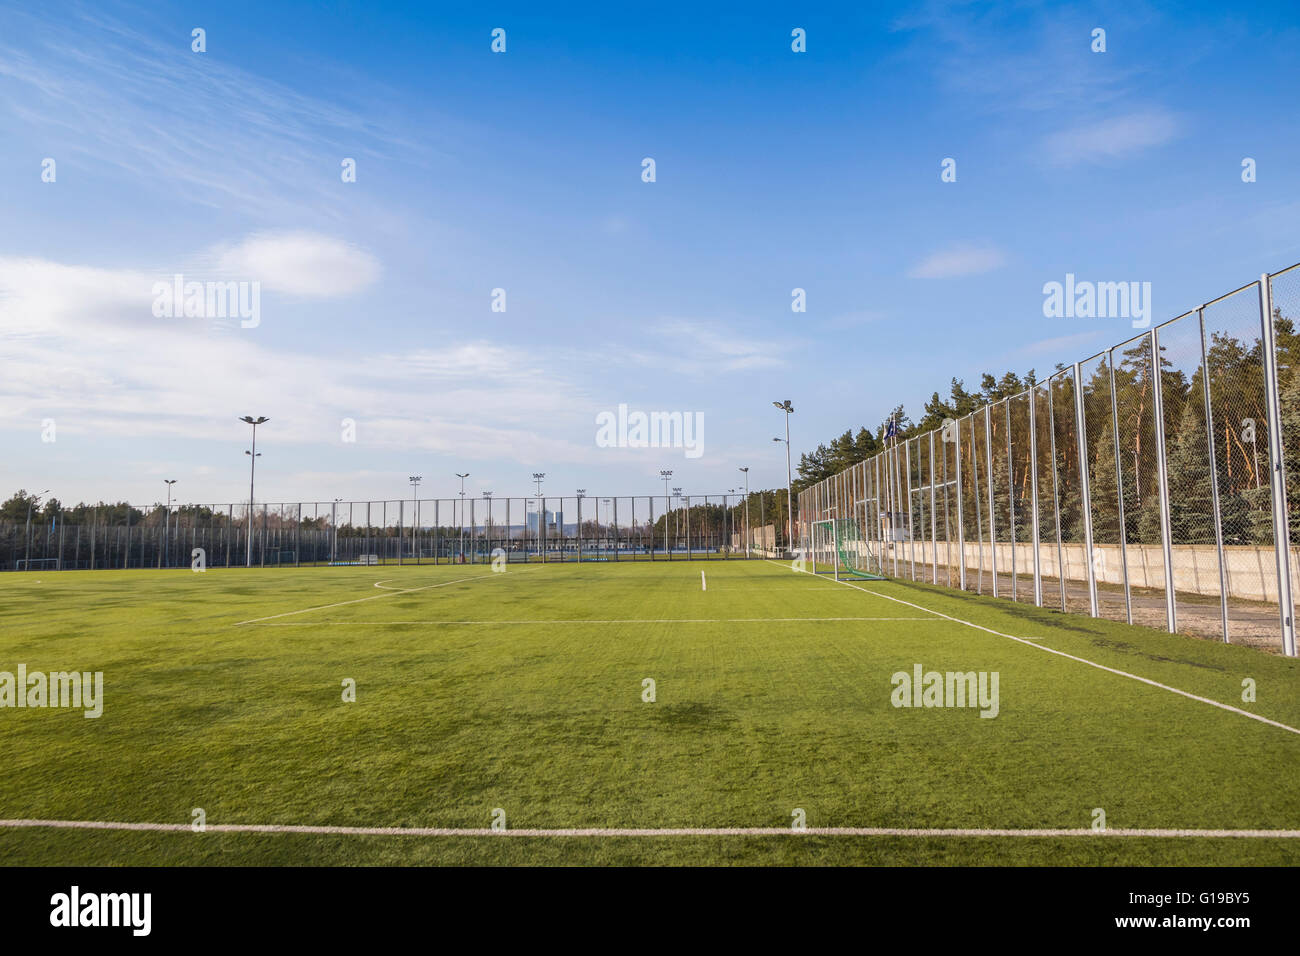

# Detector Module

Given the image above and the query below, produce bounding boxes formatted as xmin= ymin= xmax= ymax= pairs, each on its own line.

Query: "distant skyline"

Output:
xmin=2 ymin=1 xmax=1298 ymax=506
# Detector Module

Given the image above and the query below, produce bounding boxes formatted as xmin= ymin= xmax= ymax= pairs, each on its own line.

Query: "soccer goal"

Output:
xmin=15 ymin=557 xmax=60 ymax=571
xmin=810 ymin=518 xmax=886 ymax=581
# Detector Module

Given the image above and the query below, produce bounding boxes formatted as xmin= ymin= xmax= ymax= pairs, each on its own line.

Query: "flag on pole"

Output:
xmin=884 ymin=417 xmax=898 ymax=442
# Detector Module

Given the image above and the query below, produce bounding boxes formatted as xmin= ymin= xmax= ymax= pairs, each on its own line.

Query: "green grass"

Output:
xmin=1 ymin=558 xmax=1298 ymax=866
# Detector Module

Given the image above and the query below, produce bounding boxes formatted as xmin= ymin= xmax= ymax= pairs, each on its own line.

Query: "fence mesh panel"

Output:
xmin=1050 ymin=368 xmax=1089 ymax=613
xmin=1156 ymin=312 xmax=1225 ymax=642
xmin=1112 ymin=333 xmax=1169 ymax=628
xmin=1269 ymin=266 xmax=1300 ymax=647
xmin=1203 ymin=284 xmax=1280 ymax=647
xmin=1081 ymin=351 xmax=1127 ymax=622
xmin=1007 ymin=392 xmax=1032 ymax=601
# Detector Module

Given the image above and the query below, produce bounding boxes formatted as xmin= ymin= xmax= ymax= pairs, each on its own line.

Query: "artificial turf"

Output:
xmin=0 ymin=558 xmax=1297 ymax=865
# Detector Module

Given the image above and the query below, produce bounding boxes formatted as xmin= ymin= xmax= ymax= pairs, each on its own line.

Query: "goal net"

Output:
xmin=810 ymin=518 xmax=886 ymax=580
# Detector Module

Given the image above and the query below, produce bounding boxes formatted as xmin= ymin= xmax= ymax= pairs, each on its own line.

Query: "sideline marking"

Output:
xmin=242 ymin=616 xmax=933 ymax=627
xmin=1 ymin=819 xmax=1297 ymax=838
xmin=776 ymin=561 xmax=1300 ymax=738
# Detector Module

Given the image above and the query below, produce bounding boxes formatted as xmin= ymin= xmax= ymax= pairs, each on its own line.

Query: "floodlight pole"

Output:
xmin=659 ymin=470 xmax=673 ymax=558
xmin=240 ymin=416 xmax=268 ymax=568
xmin=331 ymin=498 xmax=341 ymax=563
xmin=409 ymin=476 xmax=422 ymax=562
xmin=162 ymin=480 xmax=177 ymax=568
xmin=773 ymin=400 xmax=794 ymax=553
xmin=531 ymin=473 xmax=544 ymax=561
xmin=456 ymin=473 xmax=470 ymax=562
xmin=574 ymin=489 xmax=585 ymax=564
xmin=739 ymin=467 xmax=750 ymax=559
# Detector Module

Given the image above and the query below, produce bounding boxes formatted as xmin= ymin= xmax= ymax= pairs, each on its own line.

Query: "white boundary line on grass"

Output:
xmin=776 ymin=561 xmax=1300 ymax=738
xmin=233 ymin=568 xmax=533 ymax=626
xmin=1 ymin=819 xmax=1298 ymax=838
xmin=242 ymin=616 xmax=935 ymax=627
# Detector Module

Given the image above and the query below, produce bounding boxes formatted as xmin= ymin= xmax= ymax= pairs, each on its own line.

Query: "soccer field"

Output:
xmin=1 ymin=559 xmax=1298 ymax=866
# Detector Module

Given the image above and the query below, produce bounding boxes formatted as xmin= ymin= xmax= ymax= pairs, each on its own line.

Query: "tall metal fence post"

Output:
xmin=929 ymin=431 xmax=938 ymax=584
xmin=1029 ymin=387 xmax=1042 ymax=606
xmin=1073 ymin=363 xmax=1099 ymax=617
xmin=985 ymin=405 xmax=998 ymax=598
xmin=909 ymin=437 xmax=920 ymax=580
xmin=1006 ymin=400 xmax=1016 ymax=600
xmin=1150 ymin=327 xmax=1178 ymax=634
xmin=954 ymin=418 xmax=965 ymax=590
xmin=879 ymin=451 xmax=888 ymax=575
xmin=1107 ymin=352 xmax=1133 ymax=625
xmin=1197 ymin=308 xmax=1230 ymax=642
xmin=891 ymin=443 xmax=901 ymax=578
xmin=1047 ymin=379 xmax=1066 ymax=610
xmin=1259 ymin=275 xmax=1297 ymax=656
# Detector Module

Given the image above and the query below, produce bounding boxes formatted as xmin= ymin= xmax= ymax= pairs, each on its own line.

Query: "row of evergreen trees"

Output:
xmin=796 ymin=310 xmax=1300 ymax=548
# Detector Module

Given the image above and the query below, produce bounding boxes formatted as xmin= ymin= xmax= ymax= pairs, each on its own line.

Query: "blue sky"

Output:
xmin=1 ymin=0 xmax=1298 ymax=507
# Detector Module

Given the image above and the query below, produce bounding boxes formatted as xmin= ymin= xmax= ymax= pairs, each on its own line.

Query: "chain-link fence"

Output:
xmin=801 ymin=263 xmax=1300 ymax=655
xmin=0 ymin=492 xmax=800 ymax=571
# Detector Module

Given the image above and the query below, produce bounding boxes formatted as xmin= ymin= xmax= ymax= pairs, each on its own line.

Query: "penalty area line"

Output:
xmin=0 ymin=819 xmax=1297 ymax=838
xmin=233 ymin=568 xmax=536 ymax=626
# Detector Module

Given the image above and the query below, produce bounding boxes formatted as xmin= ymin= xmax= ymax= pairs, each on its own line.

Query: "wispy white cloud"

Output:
xmin=908 ymin=243 xmax=1007 ymax=279
xmin=1043 ymin=110 xmax=1181 ymax=167
xmin=0 ymin=6 xmax=439 ymax=216
xmin=628 ymin=320 xmax=789 ymax=374
xmin=892 ymin=2 xmax=1147 ymax=114
xmin=211 ymin=232 xmax=381 ymax=297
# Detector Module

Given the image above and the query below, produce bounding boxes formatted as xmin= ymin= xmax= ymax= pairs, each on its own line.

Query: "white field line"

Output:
xmin=243 ymin=617 xmax=934 ymax=627
xmin=1 ymin=819 xmax=1297 ymax=839
xmin=773 ymin=561 xmax=1300 ymax=738
xmin=233 ymin=569 xmax=531 ymax=626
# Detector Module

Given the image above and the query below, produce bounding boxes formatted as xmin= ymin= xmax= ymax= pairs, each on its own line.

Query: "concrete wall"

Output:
xmin=877 ymin=540 xmax=1297 ymax=603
